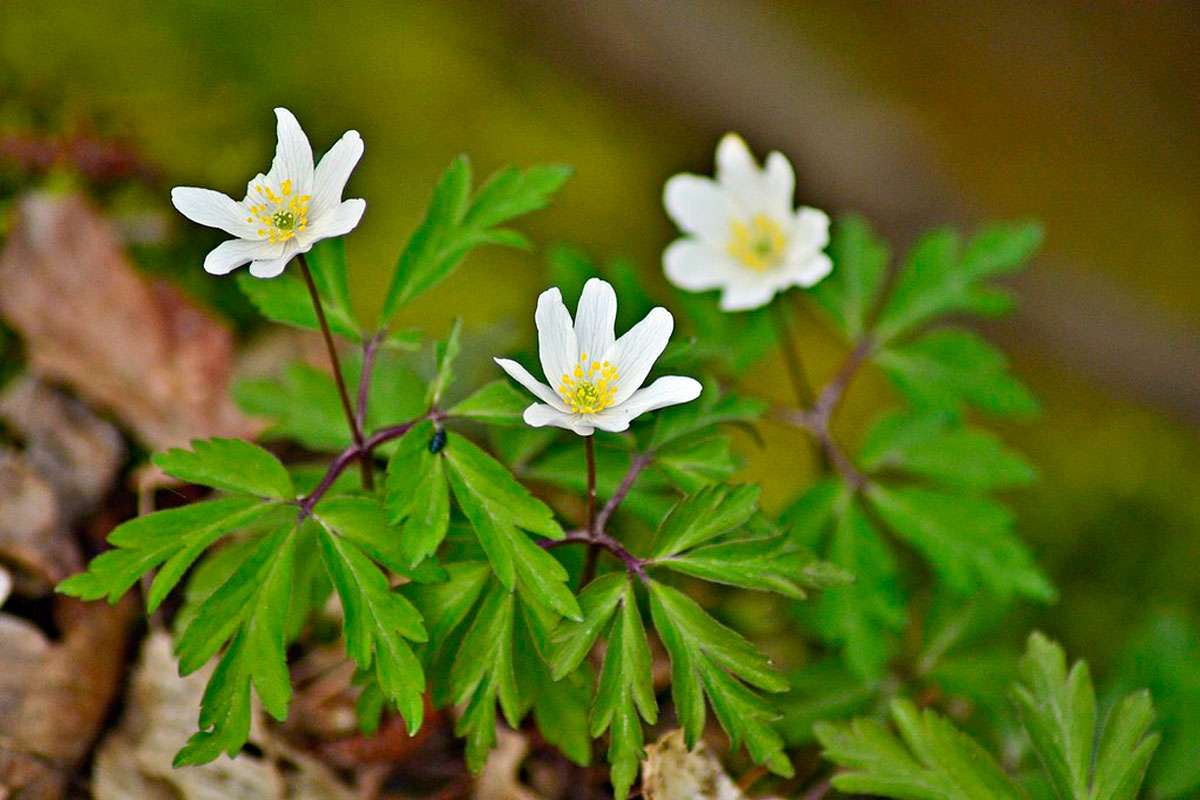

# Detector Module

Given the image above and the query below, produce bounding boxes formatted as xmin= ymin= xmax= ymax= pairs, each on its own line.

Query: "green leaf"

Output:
xmin=548 ymin=572 xmax=626 ymax=679
xmin=1013 ymin=632 xmax=1160 ymax=800
xmin=873 ymin=221 xmax=1041 ymax=343
xmin=443 ymin=433 xmax=578 ymax=619
xmin=234 ymin=362 xmax=349 ymax=452
xmin=673 ymin=290 xmax=777 ymax=375
xmin=381 ymin=158 xmax=571 ymax=321
xmin=384 ymin=422 xmax=451 ymax=568
xmin=780 ymin=478 xmax=842 ymax=548
xmin=648 ymin=388 xmax=766 ymax=450
xmin=450 ymin=581 xmax=518 ymax=772
xmin=235 ymin=237 xmax=361 ymax=340
xmin=655 ymin=434 xmax=740 ymax=492
xmin=655 ymin=535 xmax=850 ymax=599
xmin=810 ymin=214 xmax=890 ymax=340
xmin=524 ymin=442 xmax=677 ymax=528
xmin=875 ymin=328 xmax=1040 ymax=419
xmin=426 ymin=318 xmax=462 ymax=406
xmin=777 ymin=659 xmax=877 ymax=747
xmin=59 ymin=498 xmax=288 ymax=613
xmin=647 ymin=580 xmax=791 ymax=776
xmin=859 ymin=411 xmax=1036 ymax=492
xmin=317 ymin=524 xmax=428 ymax=732
xmin=590 ymin=580 xmax=657 ymax=799
xmin=649 ymin=484 xmax=760 ymax=558
xmin=449 ymin=380 xmax=530 ymax=425
xmin=442 ymin=432 xmax=562 ymax=539
xmin=153 ymin=438 xmax=294 ymax=500
xmin=534 ymin=663 xmax=594 ymax=767
xmin=867 ymin=484 xmax=1054 ymax=602
xmin=547 ymin=243 xmax=600 ymax=307
xmin=173 ymin=524 xmax=297 ymax=765
xmin=403 ymin=561 xmax=491 ymax=650
xmin=362 ymin=350 xmax=428 ymax=434
xmin=314 ymin=495 xmax=445 ymax=583
xmin=816 ymin=697 xmax=1029 ymax=800
xmin=816 ymin=496 xmax=907 ymax=680
xmin=1109 ymin=613 xmax=1200 ymax=799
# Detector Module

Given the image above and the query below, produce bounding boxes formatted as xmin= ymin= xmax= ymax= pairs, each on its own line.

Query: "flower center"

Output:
xmin=727 ymin=214 xmax=787 ymax=271
xmin=246 ymin=178 xmax=311 ymax=244
xmin=559 ymin=353 xmax=619 ymax=414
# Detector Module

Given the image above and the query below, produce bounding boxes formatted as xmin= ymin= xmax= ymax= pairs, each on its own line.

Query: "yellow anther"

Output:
xmin=727 ymin=214 xmax=788 ymax=271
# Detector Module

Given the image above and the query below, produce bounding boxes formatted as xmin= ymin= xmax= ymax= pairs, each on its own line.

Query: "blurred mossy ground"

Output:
xmin=2 ymin=0 xmax=1198 ymax=678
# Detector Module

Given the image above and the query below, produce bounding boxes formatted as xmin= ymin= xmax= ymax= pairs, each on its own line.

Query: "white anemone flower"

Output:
xmin=170 ymin=107 xmax=365 ymax=278
xmin=663 ymin=133 xmax=832 ymax=311
xmin=495 ymin=279 xmax=702 ymax=436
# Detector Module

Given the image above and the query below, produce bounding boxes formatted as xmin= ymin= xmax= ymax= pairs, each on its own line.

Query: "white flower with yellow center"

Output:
xmin=495 ymin=279 xmax=702 ymax=436
xmin=663 ymin=133 xmax=832 ymax=311
xmin=170 ymin=107 xmax=365 ymax=278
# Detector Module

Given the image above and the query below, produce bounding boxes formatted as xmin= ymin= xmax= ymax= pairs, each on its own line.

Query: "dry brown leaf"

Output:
xmin=0 ymin=375 xmax=125 ymax=521
xmin=93 ymin=632 xmax=355 ymax=800
xmin=0 ymin=376 xmax=125 ymax=595
xmin=0 ymin=450 xmax=79 ymax=593
xmin=642 ymin=730 xmax=783 ymax=800
xmin=0 ymin=595 xmax=138 ymax=800
xmin=0 ymin=191 xmax=252 ymax=451
xmin=475 ymin=727 xmax=545 ymax=800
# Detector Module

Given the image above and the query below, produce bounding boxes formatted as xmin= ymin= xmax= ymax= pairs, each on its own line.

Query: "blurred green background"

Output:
xmin=2 ymin=0 xmax=1198 ymax=744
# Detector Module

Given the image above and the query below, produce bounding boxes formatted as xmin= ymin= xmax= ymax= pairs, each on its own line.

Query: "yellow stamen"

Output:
xmin=727 ymin=214 xmax=788 ymax=271
xmin=247 ymin=178 xmax=311 ymax=244
xmin=559 ymin=353 xmax=619 ymax=414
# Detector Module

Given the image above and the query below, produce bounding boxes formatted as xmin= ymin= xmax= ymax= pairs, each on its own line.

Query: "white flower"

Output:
xmin=170 ymin=107 xmax=366 ymax=278
xmin=495 ymin=279 xmax=702 ymax=436
xmin=662 ymin=133 xmax=832 ymax=311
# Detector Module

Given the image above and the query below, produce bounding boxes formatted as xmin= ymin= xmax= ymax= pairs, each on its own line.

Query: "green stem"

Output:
xmin=296 ymin=252 xmax=374 ymax=491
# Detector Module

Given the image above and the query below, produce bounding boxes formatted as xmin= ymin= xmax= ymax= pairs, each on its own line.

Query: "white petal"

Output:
xmin=791 ymin=206 xmax=831 ymax=251
xmin=299 ymin=199 xmax=365 ymax=248
xmin=494 ymin=358 xmax=566 ymax=410
xmin=574 ymin=278 xmax=617 ymax=362
xmin=203 ymin=238 xmax=282 ymax=275
xmin=268 ymin=107 xmax=314 ymax=195
xmin=248 ymin=240 xmax=298 ymax=279
xmin=535 ymin=287 xmax=579 ymax=387
xmin=663 ymin=175 xmax=735 ymax=243
xmin=663 ymin=239 xmax=737 ymax=291
xmin=719 ymin=281 xmax=777 ymax=312
xmin=764 ymin=151 xmax=796 ymax=219
xmin=524 ymin=403 xmax=594 ymax=436
xmin=311 ymin=130 xmax=363 ymax=219
xmin=171 ymin=187 xmax=256 ymax=238
xmin=592 ymin=376 xmax=703 ymax=431
xmin=605 ymin=307 xmax=673 ymax=405
xmin=715 ymin=133 xmax=761 ymax=213
xmin=782 ymin=252 xmax=833 ymax=289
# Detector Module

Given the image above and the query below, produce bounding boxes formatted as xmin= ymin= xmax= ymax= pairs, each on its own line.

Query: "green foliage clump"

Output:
xmin=58 ymin=150 xmax=1165 ymax=799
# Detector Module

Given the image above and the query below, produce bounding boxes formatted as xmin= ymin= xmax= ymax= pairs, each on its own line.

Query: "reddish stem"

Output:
xmin=297 ymin=252 xmax=374 ymax=491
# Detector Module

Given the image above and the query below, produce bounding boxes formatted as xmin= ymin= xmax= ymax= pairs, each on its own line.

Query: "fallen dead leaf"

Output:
xmin=642 ymin=730 xmax=783 ymax=800
xmin=93 ymin=631 xmax=355 ymax=800
xmin=0 ymin=449 xmax=79 ymax=593
xmin=0 ymin=594 xmax=138 ymax=800
xmin=0 ymin=192 xmax=252 ymax=451
xmin=0 ymin=375 xmax=125 ymax=521
xmin=475 ymin=727 xmax=545 ymax=800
